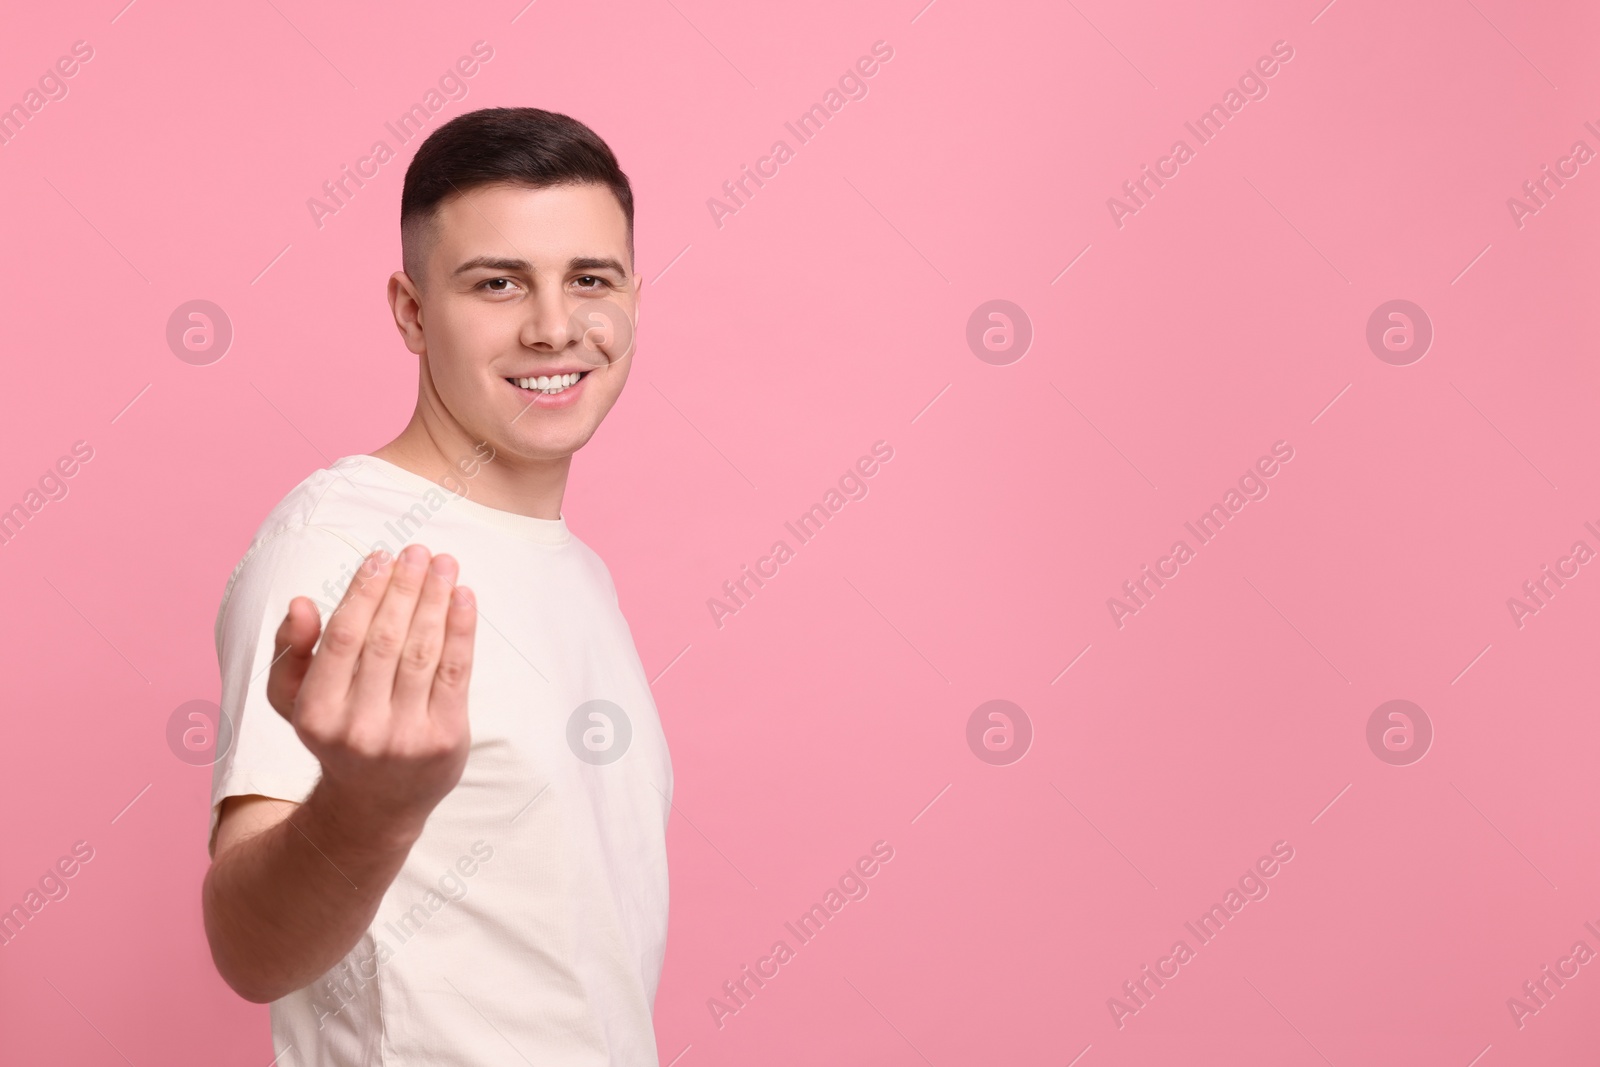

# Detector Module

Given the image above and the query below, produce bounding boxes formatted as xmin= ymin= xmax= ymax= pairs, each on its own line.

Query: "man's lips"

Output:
xmin=502 ymin=367 xmax=595 ymax=380
xmin=504 ymin=370 xmax=588 ymax=412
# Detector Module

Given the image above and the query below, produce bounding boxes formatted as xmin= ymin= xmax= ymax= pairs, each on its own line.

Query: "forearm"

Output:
xmin=202 ymin=782 xmax=419 ymax=1003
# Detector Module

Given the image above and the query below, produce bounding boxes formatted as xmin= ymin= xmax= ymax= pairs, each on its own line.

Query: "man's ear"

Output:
xmin=389 ymin=271 xmax=427 ymax=356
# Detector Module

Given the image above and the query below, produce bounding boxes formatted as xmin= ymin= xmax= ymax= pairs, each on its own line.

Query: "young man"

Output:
xmin=202 ymin=108 xmax=672 ymax=1066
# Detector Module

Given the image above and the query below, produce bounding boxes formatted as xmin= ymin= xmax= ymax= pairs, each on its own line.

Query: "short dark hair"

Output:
xmin=399 ymin=107 xmax=634 ymax=288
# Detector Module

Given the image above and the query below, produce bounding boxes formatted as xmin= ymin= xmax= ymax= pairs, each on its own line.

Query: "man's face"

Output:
xmin=394 ymin=181 xmax=638 ymax=464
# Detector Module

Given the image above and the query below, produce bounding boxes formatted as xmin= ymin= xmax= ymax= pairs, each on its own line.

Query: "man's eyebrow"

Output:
xmin=567 ymin=256 xmax=629 ymax=276
xmin=452 ymin=255 xmax=629 ymax=277
xmin=452 ymin=255 xmax=529 ymax=276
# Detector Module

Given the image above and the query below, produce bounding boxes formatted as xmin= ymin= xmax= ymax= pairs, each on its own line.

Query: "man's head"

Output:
xmin=390 ymin=107 xmax=638 ymax=465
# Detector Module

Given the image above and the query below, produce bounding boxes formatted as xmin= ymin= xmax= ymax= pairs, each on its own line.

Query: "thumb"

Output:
xmin=266 ymin=596 xmax=321 ymax=721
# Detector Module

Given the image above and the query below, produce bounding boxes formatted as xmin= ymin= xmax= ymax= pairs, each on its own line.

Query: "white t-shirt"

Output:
xmin=210 ymin=452 xmax=672 ymax=1066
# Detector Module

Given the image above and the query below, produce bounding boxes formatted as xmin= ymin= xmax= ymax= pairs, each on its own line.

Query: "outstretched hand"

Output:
xmin=265 ymin=544 xmax=477 ymax=844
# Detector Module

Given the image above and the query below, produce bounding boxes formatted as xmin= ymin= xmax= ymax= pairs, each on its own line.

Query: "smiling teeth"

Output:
xmin=514 ymin=373 xmax=582 ymax=395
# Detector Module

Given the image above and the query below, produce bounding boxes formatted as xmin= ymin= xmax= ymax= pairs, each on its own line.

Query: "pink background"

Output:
xmin=2 ymin=0 xmax=1597 ymax=1064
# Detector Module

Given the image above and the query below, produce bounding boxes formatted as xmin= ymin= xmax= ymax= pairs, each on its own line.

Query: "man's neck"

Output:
xmin=372 ymin=414 xmax=569 ymax=521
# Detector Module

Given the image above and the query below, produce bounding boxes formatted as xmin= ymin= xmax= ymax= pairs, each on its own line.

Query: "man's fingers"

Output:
xmin=348 ymin=544 xmax=432 ymax=712
xmin=296 ymin=549 xmax=395 ymax=727
xmin=265 ymin=596 xmax=321 ymax=721
xmin=429 ymin=584 xmax=477 ymax=734
xmin=390 ymin=552 xmax=460 ymax=722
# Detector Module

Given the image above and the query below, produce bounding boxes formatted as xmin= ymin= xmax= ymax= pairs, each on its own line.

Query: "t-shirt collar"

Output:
xmin=339 ymin=454 xmax=571 ymax=546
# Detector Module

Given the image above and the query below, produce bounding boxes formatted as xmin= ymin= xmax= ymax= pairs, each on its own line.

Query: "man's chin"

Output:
xmin=495 ymin=428 xmax=596 ymax=465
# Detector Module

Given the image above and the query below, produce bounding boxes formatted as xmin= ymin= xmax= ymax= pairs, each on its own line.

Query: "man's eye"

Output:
xmin=575 ymin=275 xmax=609 ymax=290
xmin=481 ymin=278 xmax=517 ymax=292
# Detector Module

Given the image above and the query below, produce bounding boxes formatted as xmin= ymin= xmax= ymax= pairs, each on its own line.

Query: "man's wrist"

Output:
xmin=300 ymin=777 xmax=429 ymax=860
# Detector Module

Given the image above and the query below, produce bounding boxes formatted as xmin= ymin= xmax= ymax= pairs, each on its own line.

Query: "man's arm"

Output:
xmin=203 ymin=791 xmax=414 ymax=1002
xmin=201 ymin=544 xmax=476 ymax=1003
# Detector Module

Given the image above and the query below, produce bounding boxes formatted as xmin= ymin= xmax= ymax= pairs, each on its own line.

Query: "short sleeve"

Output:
xmin=208 ymin=523 xmax=367 ymax=856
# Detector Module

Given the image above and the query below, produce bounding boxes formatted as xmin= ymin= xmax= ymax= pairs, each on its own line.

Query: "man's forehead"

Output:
xmin=434 ymin=186 xmax=628 ymax=264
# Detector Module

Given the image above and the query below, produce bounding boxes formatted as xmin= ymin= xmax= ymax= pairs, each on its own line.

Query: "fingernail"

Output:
xmin=401 ymin=544 xmax=427 ymax=568
xmin=429 ymin=553 xmax=453 ymax=575
xmin=454 ymin=586 xmax=475 ymax=606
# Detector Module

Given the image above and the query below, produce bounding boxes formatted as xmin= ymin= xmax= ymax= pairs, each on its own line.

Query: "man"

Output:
xmin=202 ymin=107 xmax=672 ymax=1066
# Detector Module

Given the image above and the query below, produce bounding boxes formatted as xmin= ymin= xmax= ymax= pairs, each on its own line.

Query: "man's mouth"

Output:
xmin=506 ymin=371 xmax=589 ymax=396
